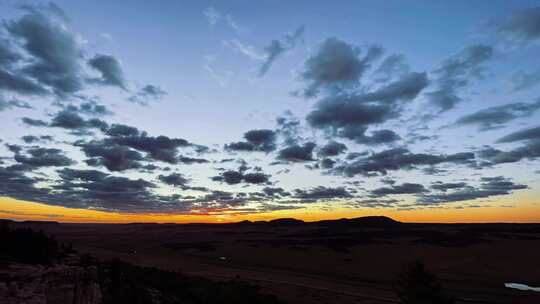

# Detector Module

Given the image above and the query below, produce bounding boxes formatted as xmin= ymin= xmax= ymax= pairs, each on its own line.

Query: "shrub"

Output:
xmin=395 ymin=261 xmax=454 ymax=304
xmin=0 ymin=225 xmax=59 ymax=264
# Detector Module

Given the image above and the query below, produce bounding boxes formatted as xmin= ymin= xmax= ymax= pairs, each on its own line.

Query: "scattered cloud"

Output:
xmin=225 ymin=129 xmax=277 ymax=153
xmin=88 ymin=54 xmax=127 ymax=90
xmin=259 ymin=25 xmax=305 ymax=76
xmin=299 ymin=38 xmax=383 ymax=97
xmin=128 ymin=84 xmax=167 ymax=105
xmin=419 ymin=176 xmax=527 ymax=204
xmin=496 ymin=7 xmax=540 ymax=44
xmin=334 ymin=147 xmax=475 ymax=177
xmin=426 ymin=45 xmax=493 ymax=112
xmin=453 ymin=100 xmax=540 ymax=131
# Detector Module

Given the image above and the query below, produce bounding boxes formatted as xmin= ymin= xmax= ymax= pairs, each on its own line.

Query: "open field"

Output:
xmin=10 ymin=217 xmax=540 ymax=304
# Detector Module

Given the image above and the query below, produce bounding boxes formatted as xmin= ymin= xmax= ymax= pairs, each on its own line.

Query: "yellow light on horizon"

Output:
xmin=1 ymin=196 xmax=539 ymax=224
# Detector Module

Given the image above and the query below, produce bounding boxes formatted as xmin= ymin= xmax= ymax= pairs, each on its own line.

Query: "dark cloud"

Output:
xmin=431 ymin=182 xmax=468 ymax=192
xmin=351 ymin=198 xmax=400 ymax=208
xmin=178 ymin=156 xmax=209 ymax=164
xmin=55 ymin=173 xmax=160 ymax=212
xmin=87 ymin=124 xmax=192 ymax=164
xmin=21 ymin=135 xmax=53 ymax=144
xmin=256 ymin=203 xmax=304 ymax=212
xmin=244 ymin=129 xmax=276 ymax=151
xmin=345 ymin=151 xmax=369 ymax=160
xmin=50 ymin=110 xmax=86 ymax=129
xmin=13 ymin=147 xmax=74 ymax=168
xmin=88 ymin=54 xmax=127 ymax=89
xmin=63 ymin=100 xmax=112 ymax=117
xmin=20 ymin=117 xmax=47 ymax=128
xmin=212 ymin=170 xmax=270 ymax=185
xmin=105 ymin=124 xmax=140 ymax=137
xmin=0 ymin=68 xmax=48 ymax=95
xmin=497 ymin=126 xmax=540 ymax=143
xmin=57 ymin=168 xmax=108 ymax=182
xmin=497 ymin=7 xmax=540 ymax=43
xmin=278 ymin=142 xmax=316 ymax=162
xmin=225 ymin=129 xmax=276 ymax=152
xmin=20 ymin=135 xmax=39 ymax=144
xmin=0 ymin=37 xmax=22 ymax=67
xmin=351 ymin=129 xmax=401 ymax=145
xmin=6 ymin=144 xmax=23 ymax=153
xmin=111 ymin=133 xmax=190 ymax=164
xmin=262 ymin=186 xmax=290 ymax=197
xmin=476 ymin=127 xmax=540 ymax=166
xmin=276 ymin=112 xmax=302 ymax=145
xmin=212 ymin=170 xmax=243 ymax=185
xmin=320 ymin=158 xmax=336 ymax=169
xmin=0 ymin=97 xmax=32 ymax=111
xmin=0 ymin=160 xmax=260 ymax=215
xmin=334 ymin=147 xmax=475 ymax=177
xmin=243 ymin=172 xmax=270 ymax=184
xmin=293 ymin=186 xmax=353 ymax=201
xmin=259 ymin=25 xmax=304 ymax=76
xmin=426 ymin=45 xmax=493 ymax=112
xmin=373 ymin=54 xmax=410 ymax=83
xmin=50 ymin=110 xmax=108 ymax=133
xmin=158 ymin=173 xmax=190 ymax=187
xmin=419 ymin=176 xmax=527 ymax=204
xmin=29 ymin=167 xmax=237 ymax=213
xmin=128 ymin=84 xmax=167 ymax=105
xmin=454 ymin=100 xmax=540 ymax=131
xmin=0 ymin=37 xmax=39 ymax=96
xmin=1 ymin=164 xmax=244 ymax=213
xmin=5 ymin=6 xmax=84 ymax=96
xmin=371 ymin=182 xmax=428 ymax=196
xmin=358 ymin=72 xmax=429 ymax=104
xmin=512 ymin=68 xmax=540 ymax=92
xmin=306 ymin=72 xmax=427 ymax=143
xmin=224 ymin=141 xmax=255 ymax=152
xmin=78 ymin=140 xmax=144 ymax=172
xmin=0 ymin=3 xmax=158 ymax=103
xmin=0 ymin=165 xmax=51 ymax=205
xmin=318 ymin=141 xmax=347 ymax=157
xmin=477 ymin=145 xmax=534 ymax=166
xmin=307 ymin=95 xmax=394 ymax=137
xmin=299 ymin=38 xmax=383 ymax=97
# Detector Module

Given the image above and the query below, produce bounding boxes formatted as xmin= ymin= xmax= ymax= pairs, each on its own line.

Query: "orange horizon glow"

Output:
xmin=1 ymin=196 xmax=539 ymax=224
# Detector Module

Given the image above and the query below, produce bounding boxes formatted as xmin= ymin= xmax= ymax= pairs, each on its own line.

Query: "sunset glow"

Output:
xmin=1 ymin=1 xmax=540 ymax=224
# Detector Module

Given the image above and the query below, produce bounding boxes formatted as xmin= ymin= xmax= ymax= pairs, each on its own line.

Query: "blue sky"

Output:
xmin=0 ymin=1 xmax=540 ymax=220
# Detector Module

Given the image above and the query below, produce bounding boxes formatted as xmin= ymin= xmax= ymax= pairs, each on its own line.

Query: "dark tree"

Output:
xmin=395 ymin=261 xmax=454 ymax=304
xmin=0 ymin=226 xmax=59 ymax=264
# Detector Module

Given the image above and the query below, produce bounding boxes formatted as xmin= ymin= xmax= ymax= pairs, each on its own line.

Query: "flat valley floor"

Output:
xmin=13 ymin=218 xmax=540 ymax=304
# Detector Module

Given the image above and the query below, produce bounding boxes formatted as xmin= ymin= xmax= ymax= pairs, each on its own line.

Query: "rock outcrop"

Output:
xmin=0 ymin=260 xmax=102 ymax=304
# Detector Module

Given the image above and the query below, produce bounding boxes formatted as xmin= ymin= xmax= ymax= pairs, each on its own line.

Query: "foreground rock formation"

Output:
xmin=0 ymin=258 xmax=102 ymax=304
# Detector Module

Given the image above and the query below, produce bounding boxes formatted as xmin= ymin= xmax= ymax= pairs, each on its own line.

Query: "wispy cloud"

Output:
xmin=204 ymin=55 xmax=233 ymax=87
xmin=259 ymin=25 xmax=305 ymax=76
xmin=225 ymin=39 xmax=266 ymax=61
xmin=203 ymin=6 xmax=245 ymax=35
xmin=203 ymin=6 xmax=221 ymax=26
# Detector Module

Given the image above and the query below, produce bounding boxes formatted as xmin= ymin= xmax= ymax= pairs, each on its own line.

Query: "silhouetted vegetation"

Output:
xmin=0 ymin=222 xmax=59 ymax=264
xmin=97 ymin=259 xmax=283 ymax=304
xmin=395 ymin=261 xmax=454 ymax=304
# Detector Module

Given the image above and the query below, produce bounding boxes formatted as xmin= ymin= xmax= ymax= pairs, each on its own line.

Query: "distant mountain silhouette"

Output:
xmin=268 ymin=218 xmax=305 ymax=225
xmin=1 ymin=216 xmax=401 ymax=227
xmin=21 ymin=220 xmax=60 ymax=225
xmin=314 ymin=216 xmax=401 ymax=228
xmin=233 ymin=216 xmax=400 ymax=227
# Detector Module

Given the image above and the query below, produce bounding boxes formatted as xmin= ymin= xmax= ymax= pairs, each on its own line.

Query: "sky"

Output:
xmin=0 ymin=0 xmax=540 ymax=223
